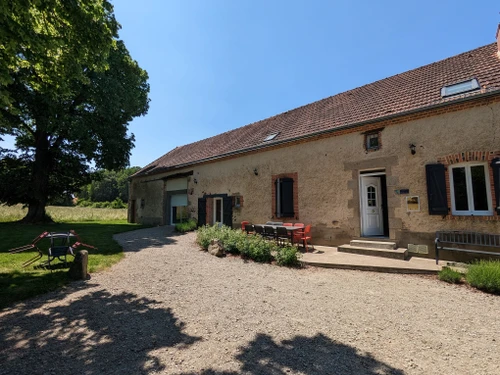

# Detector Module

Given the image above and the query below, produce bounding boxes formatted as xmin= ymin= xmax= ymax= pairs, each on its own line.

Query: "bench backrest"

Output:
xmin=436 ymin=231 xmax=500 ymax=247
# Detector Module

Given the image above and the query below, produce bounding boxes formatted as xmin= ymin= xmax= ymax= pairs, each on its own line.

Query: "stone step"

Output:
xmin=350 ymin=239 xmax=397 ymax=250
xmin=338 ymin=244 xmax=408 ymax=260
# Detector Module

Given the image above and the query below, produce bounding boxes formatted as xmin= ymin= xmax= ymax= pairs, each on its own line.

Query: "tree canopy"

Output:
xmin=77 ymin=167 xmax=141 ymax=204
xmin=0 ymin=1 xmax=150 ymax=222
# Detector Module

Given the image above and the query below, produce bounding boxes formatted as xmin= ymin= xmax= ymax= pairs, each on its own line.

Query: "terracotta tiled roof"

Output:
xmin=135 ymin=43 xmax=500 ymax=177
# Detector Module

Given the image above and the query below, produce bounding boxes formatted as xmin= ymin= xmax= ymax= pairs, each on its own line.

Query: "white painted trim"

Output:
xmin=449 ymin=162 xmax=493 ymax=216
xmin=359 ymin=175 xmax=384 ymax=236
xmin=359 ymin=171 xmax=386 ymax=177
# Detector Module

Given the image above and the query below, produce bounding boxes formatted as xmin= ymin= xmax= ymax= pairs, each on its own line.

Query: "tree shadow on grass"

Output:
xmin=0 ymin=290 xmax=200 ymax=374
xmin=0 ymin=270 xmax=78 ymax=309
xmin=182 ymin=333 xmax=404 ymax=375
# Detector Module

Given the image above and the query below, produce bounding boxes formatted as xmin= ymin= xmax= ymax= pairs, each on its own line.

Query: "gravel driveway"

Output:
xmin=1 ymin=226 xmax=499 ymax=375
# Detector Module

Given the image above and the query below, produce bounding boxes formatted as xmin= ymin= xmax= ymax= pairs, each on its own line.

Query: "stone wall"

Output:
xmin=129 ymin=99 xmax=500 ymax=256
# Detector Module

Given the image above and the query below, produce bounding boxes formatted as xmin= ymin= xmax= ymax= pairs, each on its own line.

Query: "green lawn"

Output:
xmin=0 ymin=219 xmax=143 ymax=308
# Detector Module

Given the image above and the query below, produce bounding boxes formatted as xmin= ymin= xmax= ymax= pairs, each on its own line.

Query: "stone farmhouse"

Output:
xmin=129 ymin=25 xmax=500 ymax=260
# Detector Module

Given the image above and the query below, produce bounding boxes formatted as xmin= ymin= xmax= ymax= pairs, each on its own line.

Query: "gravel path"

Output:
xmin=1 ymin=226 xmax=499 ymax=375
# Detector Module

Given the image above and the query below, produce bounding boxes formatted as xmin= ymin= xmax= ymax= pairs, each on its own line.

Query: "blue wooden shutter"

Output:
xmin=197 ymin=198 xmax=206 ymax=226
xmin=223 ymin=197 xmax=233 ymax=227
xmin=491 ymin=158 xmax=500 ymax=214
xmin=425 ymin=164 xmax=448 ymax=215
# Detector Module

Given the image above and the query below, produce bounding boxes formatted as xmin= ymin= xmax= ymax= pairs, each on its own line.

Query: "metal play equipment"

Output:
xmin=9 ymin=230 xmax=97 ymax=270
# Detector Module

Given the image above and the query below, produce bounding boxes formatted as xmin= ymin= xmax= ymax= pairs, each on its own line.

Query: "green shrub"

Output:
xmin=110 ymin=198 xmax=127 ymax=209
xmin=196 ymin=225 xmax=297 ymax=265
xmin=438 ymin=267 xmax=463 ymax=284
xmin=175 ymin=219 xmax=198 ymax=233
xmin=242 ymin=235 xmax=274 ymax=263
xmin=221 ymin=228 xmax=247 ymax=255
xmin=196 ymin=225 xmax=221 ymax=250
xmin=466 ymin=260 xmax=500 ymax=294
xmin=76 ymin=198 xmax=126 ymax=209
xmin=275 ymin=244 xmax=301 ymax=267
xmin=76 ymin=199 xmax=93 ymax=207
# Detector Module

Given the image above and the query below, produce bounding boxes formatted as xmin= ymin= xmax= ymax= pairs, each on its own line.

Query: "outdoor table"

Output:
xmin=255 ymin=224 xmax=303 ymax=245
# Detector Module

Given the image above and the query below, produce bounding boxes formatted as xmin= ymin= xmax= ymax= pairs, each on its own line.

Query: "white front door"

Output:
xmin=213 ymin=198 xmax=223 ymax=226
xmin=361 ymin=176 xmax=384 ymax=236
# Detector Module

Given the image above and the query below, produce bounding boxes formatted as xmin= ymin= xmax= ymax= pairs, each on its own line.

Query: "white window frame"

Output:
xmin=449 ymin=162 xmax=493 ymax=216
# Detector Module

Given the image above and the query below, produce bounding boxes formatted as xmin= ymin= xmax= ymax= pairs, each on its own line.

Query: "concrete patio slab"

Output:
xmin=300 ymin=245 xmax=444 ymax=274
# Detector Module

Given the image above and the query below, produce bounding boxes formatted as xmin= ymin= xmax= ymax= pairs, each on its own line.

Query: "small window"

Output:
xmin=264 ymin=133 xmax=279 ymax=142
xmin=449 ymin=163 xmax=493 ymax=215
xmin=365 ymin=133 xmax=380 ymax=151
xmin=441 ymin=79 xmax=480 ymax=97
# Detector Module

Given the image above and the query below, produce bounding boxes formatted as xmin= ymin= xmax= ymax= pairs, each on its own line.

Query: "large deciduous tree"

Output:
xmin=0 ymin=1 xmax=150 ymax=222
xmin=77 ymin=167 xmax=141 ymax=203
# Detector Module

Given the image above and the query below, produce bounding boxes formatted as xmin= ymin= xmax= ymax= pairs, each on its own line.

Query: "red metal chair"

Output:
xmin=292 ymin=223 xmax=305 ymax=244
xmin=298 ymin=225 xmax=314 ymax=252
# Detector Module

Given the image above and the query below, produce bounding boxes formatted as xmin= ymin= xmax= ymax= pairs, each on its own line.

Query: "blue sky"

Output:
xmin=114 ymin=0 xmax=499 ymax=167
xmin=7 ymin=1 xmax=500 ymax=168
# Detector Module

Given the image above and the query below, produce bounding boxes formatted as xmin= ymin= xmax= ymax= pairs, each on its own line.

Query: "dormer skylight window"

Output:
xmin=263 ymin=133 xmax=279 ymax=142
xmin=441 ymin=78 xmax=480 ymax=97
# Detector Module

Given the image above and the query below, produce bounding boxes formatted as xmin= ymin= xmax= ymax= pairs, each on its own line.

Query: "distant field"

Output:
xmin=0 ymin=205 xmax=127 ymax=222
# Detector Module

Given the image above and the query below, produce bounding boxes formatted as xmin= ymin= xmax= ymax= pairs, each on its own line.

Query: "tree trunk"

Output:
xmin=22 ymin=201 xmax=52 ymax=223
xmin=20 ymin=131 xmax=54 ymax=223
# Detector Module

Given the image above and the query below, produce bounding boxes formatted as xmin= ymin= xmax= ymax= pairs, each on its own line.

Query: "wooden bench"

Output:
xmin=435 ymin=231 xmax=500 ymax=264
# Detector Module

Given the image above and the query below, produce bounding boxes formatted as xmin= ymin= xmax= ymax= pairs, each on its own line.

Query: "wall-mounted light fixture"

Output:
xmin=193 ymin=178 xmax=198 ymax=184
xmin=409 ymin=143 xmax=416 ymax=155
xmin=253 ymin=168 xmax=258 ymax=176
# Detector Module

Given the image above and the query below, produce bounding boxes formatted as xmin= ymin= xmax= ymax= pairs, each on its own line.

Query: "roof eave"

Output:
xmin=133 ymin=89 xmax=500 ymax=179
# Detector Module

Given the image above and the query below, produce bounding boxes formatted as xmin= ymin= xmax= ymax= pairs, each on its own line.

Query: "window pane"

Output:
xmin=172 ymin=206 xmax=188 ymax=223
xmin=471 ymin=165 xmax=488 ymax=211
xmin=366 ymin=134 xmax=379 ymax=149
xmin=280 ymin=179 xmax=294 ymax=216
xmin=215 ymin=199 xmax=222 ymax=222
xmin=172 ymin=206 xmax=187 ymax=223
xmin=367 ymin=186 xmax=376 ymax=207
xmin=452 ymin=167 xmax=469 ymax=211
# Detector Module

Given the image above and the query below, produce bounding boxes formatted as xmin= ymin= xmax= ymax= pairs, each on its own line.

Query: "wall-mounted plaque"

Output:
xmin=394 ymin=189 xmax=410 ymax=195
xmin=406 ymin=196 xmax=420 ymax=212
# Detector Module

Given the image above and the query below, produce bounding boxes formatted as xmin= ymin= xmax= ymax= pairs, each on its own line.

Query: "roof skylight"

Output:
xmin=441 ymin=78 xmax=480 ymax=97
xmin=263 ymin=133 xmax=279 ymax=142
